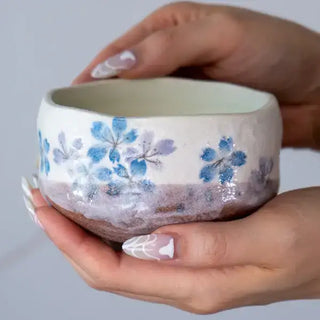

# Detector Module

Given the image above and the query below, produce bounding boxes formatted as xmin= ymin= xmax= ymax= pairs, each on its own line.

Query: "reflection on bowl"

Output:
xmin=37 ymin=78 xmax=282 ymax=242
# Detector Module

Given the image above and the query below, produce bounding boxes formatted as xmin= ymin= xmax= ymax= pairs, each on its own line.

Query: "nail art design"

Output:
xmin=21 ymin=176 xmax=32 ymax=200
xmin=122 ymin=234 xmax=174 ymax=260
xmin=91 ymin=50 xmax=136 ymax=79
xmin=21 ymin=176 xmax=43 ymax=229
xmin=32 ymin=173 xmax=39 ymax=188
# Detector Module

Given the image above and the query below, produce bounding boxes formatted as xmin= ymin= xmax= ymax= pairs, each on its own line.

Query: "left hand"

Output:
xmin=32 ymin=187 xmax=320 ymax=314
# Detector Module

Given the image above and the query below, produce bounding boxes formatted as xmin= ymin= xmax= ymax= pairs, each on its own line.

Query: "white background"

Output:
xmin=0 ymin=0 xmax=319 ymax=319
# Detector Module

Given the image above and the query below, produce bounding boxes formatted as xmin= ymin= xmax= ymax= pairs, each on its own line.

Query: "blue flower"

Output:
xmin=53 ymin=132 xmax=83 ymax=164
xmin=200 ymin=137 xmax=247 ymax=184
xmin=38 ymin=131 xmax=50 ymax=176
xmin=123 ymin=131 xmax=176 ymax=176
xmin=71 ymin=162 xmax=113 ymax=200
xmin=88 ymin=117 xmax=138 ymax=163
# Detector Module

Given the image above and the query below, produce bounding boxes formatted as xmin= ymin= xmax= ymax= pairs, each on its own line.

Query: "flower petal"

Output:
xmin=201 ymin=148 xmax=216 ymax=162
xmin=112 ymin=117 xmax=127 ymax=138
xmin=114 ymin=164 xmax=129 ymax=178
xmin=58 ymin=132 xmax=66 ymax=149
xmin=123 ymin=129 xmax=138 ymax=143
xmin=124 ymin=147 xmax=139 ymax=163
xmin=130 ymin=159 xmax=147 ymax=176
xmin=154 ymin=139 xmax=176 ymax=155
xmin=219 ymin=137 xmax=233 ymax=152
xmin=140 ymin=131 xmax=154 ymax=153
xmin=38 ymin=131 xmax=42 ymax=144
xmin=44 ymin=157 xmax=50 ymax=175
xmin=53 ymin=149 xmax=67 ymax=164
xmin=219 ymin=166 xmax=234 ymax=184
xmin=87 ymin=146 xmax=107 ymax=163
xmin=230 ymin=151 xmax=247 ymax=167
xmin=200 ymin=164 xmax=216 ymax=183
xmin=72 ymin=138 xmax=83 ymax=150
xmin=109 ymin=148 xmax=120 ymax=163
xmin=94 ymin=167 xmax=112 ymax=181
xmin=91 ymin=121 xmax=112 ymax=142
xmin=43 ymin=139 xmax=50 ymax=153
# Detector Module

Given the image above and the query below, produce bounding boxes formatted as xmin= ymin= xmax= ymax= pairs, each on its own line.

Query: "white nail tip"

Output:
xmin=159 ymin=238 xmax=174 ymax=258
xmin=119 ymin=50 xmax=135 ymax=61
xmin=21 ymin=176 xmax=32 ymax=200
xmin=122 ymin=234 xmax=174 ymax=261
xmin=32 ymin=174 xmax=39 ymax=188
xmin=22 ymin=177 xmax=43 ymax=229
xmin=23 ymin=194 xmax=35 ymax=216
xmin=90 ymin=50 xmax=136 ymax=79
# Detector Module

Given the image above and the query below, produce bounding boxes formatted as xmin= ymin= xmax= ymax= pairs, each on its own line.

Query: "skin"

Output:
xmin=34 ymin=2 xmax=320 ymax=314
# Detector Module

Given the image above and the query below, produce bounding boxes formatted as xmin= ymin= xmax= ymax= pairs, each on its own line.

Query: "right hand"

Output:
xmin=73 ymin=2 xmax=320 ymax=150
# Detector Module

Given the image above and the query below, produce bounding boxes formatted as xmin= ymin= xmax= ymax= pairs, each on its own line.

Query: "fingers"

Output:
xmin=32 ymin=190 xmax=194 ymax=299
xmin=64 ymin=254 xmax=173 ymax=306
xmin=122 ymin=209 xmax=289 ymax=268
xmin=73 ymin=2 xmax=222 ymax=84
xmin=29 ymin=190 xmax=279 ymax=313
xmin=73 ymin=2 xmax=206 ymax=84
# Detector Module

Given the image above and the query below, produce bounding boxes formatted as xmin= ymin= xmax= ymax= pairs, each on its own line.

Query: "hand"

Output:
xmin=73 ymin=2 xmax=320 ymax=150
xmin=31 ymin=187 xmax=320 ymax=314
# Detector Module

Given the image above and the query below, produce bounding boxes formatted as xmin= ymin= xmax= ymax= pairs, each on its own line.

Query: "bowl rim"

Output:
xmin=42 ymin=77 xmax=279 ymax=119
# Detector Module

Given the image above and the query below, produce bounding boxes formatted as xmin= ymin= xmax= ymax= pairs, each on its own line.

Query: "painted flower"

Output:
xmin=200 ymin=137 xmax=246 ymax=184
xmin=250 ymin=157 xmax=273 ymax=191
xmin=123 ymin=131 xmax=176 ymax=176
xmin=71 ymin=162 xmax=113 ymax=200
xmin=108 ymin=163 xmax=155 ymax=196
xmin=53 ymin=132 xmax=83 ymax=164
xmin=38 ymin=131 xmax=50 ymax=176
xmin=87 ymin=117 xmax=138 ymax=164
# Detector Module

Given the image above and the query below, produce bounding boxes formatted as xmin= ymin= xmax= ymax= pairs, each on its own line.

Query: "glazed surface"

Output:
xmin=40 ymin=177 xmax=278 ymax=242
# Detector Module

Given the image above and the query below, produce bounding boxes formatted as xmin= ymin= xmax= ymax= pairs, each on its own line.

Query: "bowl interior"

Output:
xmin=50 ymin=78 xmax=272 ymax=117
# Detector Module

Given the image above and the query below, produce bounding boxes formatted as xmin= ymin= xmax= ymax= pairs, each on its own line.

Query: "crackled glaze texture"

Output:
xmin=37 ymin=78 xmax=282 ymax=242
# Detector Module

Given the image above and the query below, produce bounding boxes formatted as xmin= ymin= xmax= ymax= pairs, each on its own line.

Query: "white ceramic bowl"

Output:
xmin=37 ymin=78 xmax=282 ymax=242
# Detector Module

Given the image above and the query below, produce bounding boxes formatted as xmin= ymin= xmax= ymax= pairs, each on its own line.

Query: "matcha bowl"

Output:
xmin=37 ymin=78 xmax=282 ymax=242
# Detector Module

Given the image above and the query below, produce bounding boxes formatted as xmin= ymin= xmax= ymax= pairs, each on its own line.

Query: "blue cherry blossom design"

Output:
xmin=123 ymin=131 xmax=176 ymax=176
xmin=200 ymin=137 xmax=247 ymax=184
xmin=53 ymin=132 xmax=83 ymax=164
xmin=109 ymin=163 xmax=155 ymax=195
xmin=250 ymin=157 xmax=273 ymax=192
xmin=38 ymin=131 xmax=50 ymax=176
xmin=87 ymin=117 xmax=137 ymax=164
xmin=72 ymin=162 xmax=113 ymax=200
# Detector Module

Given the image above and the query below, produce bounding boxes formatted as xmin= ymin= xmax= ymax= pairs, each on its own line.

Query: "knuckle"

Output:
xmin=197 ymin=226 xmax=228 ymax=264
xmin=151 ymin=29 xmax=175 ymax=49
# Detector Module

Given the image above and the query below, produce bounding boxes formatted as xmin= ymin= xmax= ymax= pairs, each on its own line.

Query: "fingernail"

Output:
xmin=21 ymin=176 xmax=43 ymax=229
xmin=21 ymin=176 xmax=32 ymax=200
xmin=22 ymin=195 xmax=43 ymax=229
xmin=91 ymin=50 xmax=136 ymax=79
xmin=32 ymin=173 xmax=39 ymax=188
xmin=122 ymin=234 xmax=174 ymax=261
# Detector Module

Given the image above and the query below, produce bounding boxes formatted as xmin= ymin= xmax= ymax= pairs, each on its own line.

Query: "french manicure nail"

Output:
xmin=91 ymin=50 xmax=136 ymax=79
xmin=122 ymin=234 xmax=174 ymax=261
xmin=32 ymin=173 xmax=39 ymax=188
xmin=21 ymin=176 xmax=33 ymax=200
xmin=22 ymin=195 xmax=43 ymax=229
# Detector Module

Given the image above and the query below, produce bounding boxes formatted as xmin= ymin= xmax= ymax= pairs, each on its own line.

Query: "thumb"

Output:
xmin=122 ymin=213 xmax=283 ymax=268
xmin=91 ymin=16 xmax=238 ymax=80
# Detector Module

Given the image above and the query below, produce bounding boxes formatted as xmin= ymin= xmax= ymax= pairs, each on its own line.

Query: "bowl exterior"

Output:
xmin=37 ymin=96 xmax=282 ymax=242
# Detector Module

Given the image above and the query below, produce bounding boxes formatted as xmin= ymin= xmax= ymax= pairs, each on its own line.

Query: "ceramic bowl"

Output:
xmin=37 ymin=78 xmax=282 ymax=243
